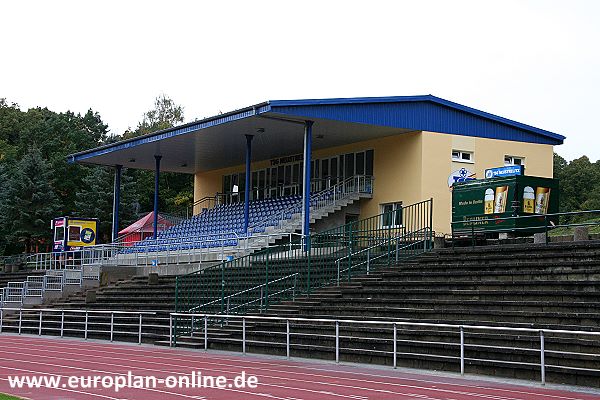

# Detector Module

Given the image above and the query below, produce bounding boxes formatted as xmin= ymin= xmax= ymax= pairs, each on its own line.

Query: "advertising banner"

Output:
xmin=452 ymin=175 xmax=559 ymax=234
xmin=66 ymin=219 xmax=97 ymax=248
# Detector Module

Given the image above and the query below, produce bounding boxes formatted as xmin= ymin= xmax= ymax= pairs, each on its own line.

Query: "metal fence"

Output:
xmin=25 ymin=232 xmax=304 ymax=271
xmin=451 ymin=209 xmax=600 ymax=245
xmin=169 ymin=313 xmax=600 ymax=385
xmin=249 ymin=175 xmax=374 ymax=233
xmin=0 ymin=269 xmax=87 ymax=308
xmin=174 ymin=198 xmax=433 ymax=319
xmin=0 ymin=308 xmax=155 ymax=344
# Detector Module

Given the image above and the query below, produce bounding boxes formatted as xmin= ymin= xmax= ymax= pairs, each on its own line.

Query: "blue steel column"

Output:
xmin=302 ymin=121 xmax=313 ymax=251
xmin=244 ymin=134 xmax=254 ymax=235
xmin=153 ymin=155 xmax=162 ymax=240
xmin=111 ymin=164 xmax=122 ymax=242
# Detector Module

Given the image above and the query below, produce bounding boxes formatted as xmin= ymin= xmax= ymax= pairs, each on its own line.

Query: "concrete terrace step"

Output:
xmin=274 ymin=298 xmax=600 ymax=313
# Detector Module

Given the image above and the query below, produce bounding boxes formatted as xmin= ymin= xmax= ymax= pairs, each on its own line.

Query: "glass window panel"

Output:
xmin=356 ymin=152 xmax=365 ymax=175
xmin=321 ymin=159 xmax=329 ymax=178
xmin=366 ymin=150 xmax=374 ymax=175
xmin=223 ymin=175 xmax=231 ymax=193
xmin=54 ymin=226 xmax=65 ymax=241
xmin=292 ymin=164 xmax=299 ymax=184
xmin=68 ymin=226 xmax=81 ymax=241
xmin=331 ymin=158 xmax=338 ymax=180
xmin=284 ymin=165 xmax=292 ymax=185
xmin=345 ymin=153 xmax=354 ymax=178
xmin=271 ymin=167 xmax=277 ymax=186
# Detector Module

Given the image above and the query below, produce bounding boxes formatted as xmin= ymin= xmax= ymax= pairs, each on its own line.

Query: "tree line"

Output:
xmin=0 ymin=95 xmax=192 ymax=255
xmin=0 ymin=94 xmax=596 ymax=255
xmin=553 ymin=153 xmax=600 ymax=213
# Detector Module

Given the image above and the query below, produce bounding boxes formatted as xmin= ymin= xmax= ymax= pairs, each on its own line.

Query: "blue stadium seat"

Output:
xmin=125 ymin=195 xmax=302 ymax=254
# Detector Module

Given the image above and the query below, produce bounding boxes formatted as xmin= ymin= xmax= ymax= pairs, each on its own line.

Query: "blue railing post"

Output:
xmin=153 ymin=155 xmax=162 ymax=240
xmin=244 ymin=134 xmax=253 ymax=235
xmin=302 ymin=121 xmax=313 ymax=252
xmin=112 ymin=164 xmax=122 ymax=242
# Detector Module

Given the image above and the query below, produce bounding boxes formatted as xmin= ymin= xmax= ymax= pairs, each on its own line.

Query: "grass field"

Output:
xmin=0 ymin=394 xmax=23 ymax=400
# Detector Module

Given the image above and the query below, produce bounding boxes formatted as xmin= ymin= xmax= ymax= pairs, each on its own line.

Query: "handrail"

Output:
xmin=0 ymin=307 xmax=156 ymax=315
xmin=0 ymin=307 xmax=157 ymax=345
xmin=189 ymin=273 xmax=299 ymax=312
xmin=170 ymin=312 xmax=600 ymax=336
xmin=0 ymin=269 xmax=90 ymax=306
xmin=175 ymin=198 xmax=433 ymax=316
xmin=249 ymin=175 xmax=373 ymax=233
xmin=451 ymin=209 xmax=600 ymax=245
xmin=169 ymin=312 xmax=600 ymax=384
xmin=26 ymin=231 xmax=305 ymax=270
xmin=335 ymin=226 xmax=430 ymax=263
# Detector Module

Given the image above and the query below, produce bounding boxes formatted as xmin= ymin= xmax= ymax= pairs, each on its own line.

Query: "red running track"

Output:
xmin=0 ymin=334 xmax=598 ymax=400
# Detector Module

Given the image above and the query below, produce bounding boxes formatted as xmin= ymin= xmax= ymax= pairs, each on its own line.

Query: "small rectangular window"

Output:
xmin=68 ymin=226 xmax=81 ymax=242
xmin=54 ymin=226 xmax=65 ymax=242
xmin=452 ymin=150 xmax=473 ymax=163
xmin=381 ymin=202 xmax=403 ymax=228
xmin=505 ymin=155 xmax=525 ymax=166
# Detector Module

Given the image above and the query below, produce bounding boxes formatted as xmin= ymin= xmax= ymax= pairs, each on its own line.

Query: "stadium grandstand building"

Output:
xmin=10 ymin=97 xmax=600 ymax=389
xmin=69 ymin=95 xmax=564 ymax=243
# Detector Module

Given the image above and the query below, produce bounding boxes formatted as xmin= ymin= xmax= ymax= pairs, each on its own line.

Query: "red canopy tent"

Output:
xmin=117 ymin=212 xmax=174 ymax=245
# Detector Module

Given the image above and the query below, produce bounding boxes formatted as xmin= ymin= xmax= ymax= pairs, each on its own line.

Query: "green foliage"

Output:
xmin=0 ymin=393 xmax=24 ymax=400
xmin=74 ymin=167 xmax=140 ymax=243
xmin=123 ymin=94 xmax=184 ymax=139
xmin=0 ymin=94 xmax=192 ymax=255
xmin=553 ymin=153 xmax=600 ymax=213
xmin=123 ymin=94 xmax=193 ymax=214
xmin=0 ymin=99 xmax=108 ymax=254
xmin=0 ymin=145 xmax=61 ymax=253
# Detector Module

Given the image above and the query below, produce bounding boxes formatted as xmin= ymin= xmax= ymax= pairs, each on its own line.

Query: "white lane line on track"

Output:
xmin=0 ymin=352 xmax=362 ymax=400
xmin=0 ymin=335 xmax=595 ymax=400
xmin=0 ymin=341 xmax=584 ymax=400
xmin=0 ymin=349 xmax=470 ymax=400
xmin=0 ymin=356 xmax=304 ymax=400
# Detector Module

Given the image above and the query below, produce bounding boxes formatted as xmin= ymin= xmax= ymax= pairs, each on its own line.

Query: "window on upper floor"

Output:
xmin=452 ymin=150 xmax=473 ymax=163
xmin=504 ymin=155 xmax=524 ymax=166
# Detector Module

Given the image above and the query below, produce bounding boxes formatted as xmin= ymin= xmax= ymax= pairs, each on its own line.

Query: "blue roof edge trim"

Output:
xmin=269 ymin=95 xmax=565 ymax=143
xmin=68 ymin=95 xmax=564 ymax=164
xmin=68 ymin=102 xmax=272 ymax=163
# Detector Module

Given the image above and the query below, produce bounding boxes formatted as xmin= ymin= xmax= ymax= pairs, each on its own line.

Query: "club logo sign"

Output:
xmin=80 ymin=228 xmax=96 ymax=244
xmin=485 ymin=165 xmax=524 ymax=179
xmin=448 ymin=168 xmax=476 ymax=188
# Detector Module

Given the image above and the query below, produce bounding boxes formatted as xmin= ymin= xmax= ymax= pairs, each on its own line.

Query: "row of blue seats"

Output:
xmin=125 ymin=195 xmax=302 ymax=252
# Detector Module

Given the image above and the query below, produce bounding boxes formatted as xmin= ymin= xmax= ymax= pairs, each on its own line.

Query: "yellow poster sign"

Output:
xmin=66 ymin=219 xmax=97 ymax=248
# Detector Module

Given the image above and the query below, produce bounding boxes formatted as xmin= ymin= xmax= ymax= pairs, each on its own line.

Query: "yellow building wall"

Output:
xmin=420 ymin=131 xmax=554 ymax=234
xmin=194 ymin=130 xmax=554 ymax=235
xmin=194 ymin=132 xmax=424 ymax=217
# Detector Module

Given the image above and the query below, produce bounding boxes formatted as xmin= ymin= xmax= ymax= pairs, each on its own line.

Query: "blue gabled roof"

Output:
xmin=69 ymin=95 xmax=564 ymax=167
xmin=268 ymin=95 xmax=564 ymax=145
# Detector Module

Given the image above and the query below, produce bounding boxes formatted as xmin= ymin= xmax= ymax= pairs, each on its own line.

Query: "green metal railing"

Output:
xmin=451 ymin=209 xmax=600 ymax=246
xmin=174 ymin=198 xmax=433 ymax=322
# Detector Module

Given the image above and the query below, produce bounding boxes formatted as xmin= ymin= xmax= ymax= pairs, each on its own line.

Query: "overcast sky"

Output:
xmin=1 ymin=0 xmax=598 ymax=161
